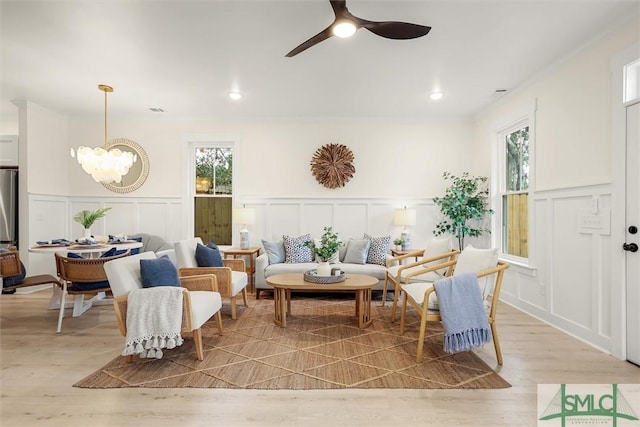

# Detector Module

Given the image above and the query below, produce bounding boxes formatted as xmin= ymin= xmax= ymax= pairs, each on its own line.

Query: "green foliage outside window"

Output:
xmin=506 ymin=127 xmax=529 ymax=192
xmin=196 ymin=147 xmax=233 ymax=195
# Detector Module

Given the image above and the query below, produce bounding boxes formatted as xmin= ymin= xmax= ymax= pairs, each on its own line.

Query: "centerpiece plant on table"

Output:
xmin=74 ymin=207 xmax=112 ymax=238
xmin=305 ymin=226 xmax=341 ymax=276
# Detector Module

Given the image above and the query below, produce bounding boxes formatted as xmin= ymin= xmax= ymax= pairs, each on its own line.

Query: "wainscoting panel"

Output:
xmin=26 ymin=194 xmax=183 ymax=275
xmin=302 ymin=203 xmax=335 ymax=237
xmin=245 ymin=199 xmax=437 ymax=249
xmin=25 ymin=189 xmax=618 ymax=355
xmin=335 ymin=203 xmax=370 ymax=239
xmin=552 ymin=196 xmax=594 ymax=329
xmin=500 ymin=184 xmax=614 ymax=354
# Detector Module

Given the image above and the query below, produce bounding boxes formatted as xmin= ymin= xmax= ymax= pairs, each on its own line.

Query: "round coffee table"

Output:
xmin=265 ymin=273 xmax=378 ymax=328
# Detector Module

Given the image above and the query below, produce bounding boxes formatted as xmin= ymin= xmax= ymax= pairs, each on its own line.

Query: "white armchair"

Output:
xmin=174 ymin=238 xmax=249 ymax=319
xmin=104 ymin=251 xmax=223 ymax=361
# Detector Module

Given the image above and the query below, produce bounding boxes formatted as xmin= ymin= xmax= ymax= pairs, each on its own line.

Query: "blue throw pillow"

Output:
xmin=139 ymin=255 xmax=180 ymax=288
xmin=195 ymin=243 xmax=223 ymax=267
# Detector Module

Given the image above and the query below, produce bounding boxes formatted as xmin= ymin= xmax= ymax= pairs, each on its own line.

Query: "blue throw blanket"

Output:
xmin=434 ymin=272 xmax=491 ymax=354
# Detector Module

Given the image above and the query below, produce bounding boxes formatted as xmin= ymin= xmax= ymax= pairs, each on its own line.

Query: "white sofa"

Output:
xmin=255 ymin=236 xmax=393 ymax=299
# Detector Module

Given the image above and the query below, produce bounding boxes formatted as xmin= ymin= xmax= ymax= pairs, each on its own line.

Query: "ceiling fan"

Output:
xmin=285 ymin=0 xmax=431 ymax=57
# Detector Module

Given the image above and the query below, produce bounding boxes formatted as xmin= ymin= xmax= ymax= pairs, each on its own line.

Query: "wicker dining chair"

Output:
xmin=54 ymin=250 xmax=130 ymax=333
xmin=0 ymin=247 xmax=62 ymax=293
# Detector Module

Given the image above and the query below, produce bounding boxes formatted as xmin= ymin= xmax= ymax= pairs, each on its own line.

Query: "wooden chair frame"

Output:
xmin=399 ymin=259 xmax=510 ymax=364
xmin=0 ymin=247 xmax=61 ymax=293
xmin=112 ymin=274 xmax=224 ymax=361
xmin=383 ymin=249 xmax=460 ymax=321
xmin=179 ymin=258 xmax=248 ymax=319
xmin=54 ymin=251 xmax=130 ymax=334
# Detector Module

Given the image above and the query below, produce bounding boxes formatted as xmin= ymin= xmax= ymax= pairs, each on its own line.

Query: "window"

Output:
xmin=498 ymin=121 xmax=530 ymax=260
xmin=195 ymin=147 xmax=233 ymax=195
xmin=193 ymin=145 xmax=233 ymax=245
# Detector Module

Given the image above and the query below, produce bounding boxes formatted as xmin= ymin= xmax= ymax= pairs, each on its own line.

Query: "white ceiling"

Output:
xmin=1 ymin=0 xmax=637 ymax=121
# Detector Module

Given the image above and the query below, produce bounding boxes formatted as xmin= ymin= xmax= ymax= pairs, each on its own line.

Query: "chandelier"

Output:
xmin=70 ymin=85 xmax=136 ymax=184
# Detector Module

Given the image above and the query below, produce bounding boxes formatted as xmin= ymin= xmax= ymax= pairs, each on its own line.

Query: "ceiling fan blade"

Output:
xmin=285 ymin=26 xmax=334 ymax=57
xmin=361 ymin=21 xmax=431 ymax=40
xmin=330 ymin=0 xmax=348 ymax=16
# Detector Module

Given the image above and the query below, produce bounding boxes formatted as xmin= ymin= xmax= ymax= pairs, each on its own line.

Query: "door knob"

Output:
xmin=629 ymin=226 xmax=638 ymax=234
xmin=623 ymin=243 xmax=639 ymax=252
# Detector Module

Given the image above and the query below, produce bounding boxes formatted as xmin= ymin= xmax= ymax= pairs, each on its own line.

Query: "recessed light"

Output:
xmin=429 ymin=91 xmax=444 ymax=100
xmin=333 ymin=21 xmax=357 ymax=38
xmin=229 ymin=91 xmax=243 ymax=100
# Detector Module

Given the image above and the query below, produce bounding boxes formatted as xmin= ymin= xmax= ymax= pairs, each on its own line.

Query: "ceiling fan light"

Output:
xmin=333 ymin=21 xmax=357 ymax=38
xmin=429 ymin=91 xmax=444 ymax=100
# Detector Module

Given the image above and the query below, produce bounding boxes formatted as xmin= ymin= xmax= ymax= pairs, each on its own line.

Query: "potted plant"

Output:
xmin=305 ymin=226 xmax=340 ymax=276
xmin=74 ymin=207 xmax=112 ymax=238
xmin=433 ymin=171 xmax=494 ymax=249
xmin=393 ymin=238 xmax=405 ymax=251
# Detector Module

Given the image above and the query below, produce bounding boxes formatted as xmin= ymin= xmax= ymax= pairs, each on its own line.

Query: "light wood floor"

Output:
xmin=1 ymin=289 xmax=638 ymax=427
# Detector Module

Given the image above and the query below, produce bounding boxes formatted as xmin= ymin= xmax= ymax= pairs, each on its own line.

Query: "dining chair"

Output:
xmin=54 ymin=250 xmax=129 ymax=333
xmin=1 ymin=247 xmax=62 ymax=293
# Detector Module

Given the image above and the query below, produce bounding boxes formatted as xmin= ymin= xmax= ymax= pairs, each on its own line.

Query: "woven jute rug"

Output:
xmin=74 ymin=293 xmax=510 ymax=389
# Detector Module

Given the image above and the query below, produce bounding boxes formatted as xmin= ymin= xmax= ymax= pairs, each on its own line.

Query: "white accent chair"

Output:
xmin=174 ymin=238 xmax=249 ymax=319
xmin=104 ymin=251 xmax=223 ymax=361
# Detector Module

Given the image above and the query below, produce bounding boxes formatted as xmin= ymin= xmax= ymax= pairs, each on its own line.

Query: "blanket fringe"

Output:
xmin=443 ymin=327 xmax=491 ymax=354
xmin=122 ymin=333 xmax=184 ymax=359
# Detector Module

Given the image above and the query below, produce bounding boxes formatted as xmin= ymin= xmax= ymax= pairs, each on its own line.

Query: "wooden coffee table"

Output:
xmin=266 ymin=273 xmax=378 ymax=329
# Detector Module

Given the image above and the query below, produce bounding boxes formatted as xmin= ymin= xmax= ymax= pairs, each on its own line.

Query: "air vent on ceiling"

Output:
xmin=149 ymin=107 xmax=165 ymax=113
xmin=490 ymin=89 xmax=509 ymax=99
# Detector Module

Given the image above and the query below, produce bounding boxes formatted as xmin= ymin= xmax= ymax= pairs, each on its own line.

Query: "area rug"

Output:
xmin=74 ymin=293 xmax=510 ymax=389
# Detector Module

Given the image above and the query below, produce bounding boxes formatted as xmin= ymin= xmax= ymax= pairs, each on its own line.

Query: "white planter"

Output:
xmin=83 ymin=228 xmax=92 ymax=238
xmin=317 ymin=261 xmax=331 ymax=276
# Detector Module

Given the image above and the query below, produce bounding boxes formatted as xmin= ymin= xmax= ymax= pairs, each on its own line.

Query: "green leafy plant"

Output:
xmin=73 ymin=207 xmax=112 ymax=229
xmin=433 ymin=171 xmax=494 ymax=249
xmin=393 ymin=238 xmax=405 ymax=246
xmin=305 ymin=226 xmax=341 ymax=262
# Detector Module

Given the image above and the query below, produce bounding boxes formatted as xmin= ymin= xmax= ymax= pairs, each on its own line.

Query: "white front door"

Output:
xmin=625 ymin=100 xmax=640 ymax=365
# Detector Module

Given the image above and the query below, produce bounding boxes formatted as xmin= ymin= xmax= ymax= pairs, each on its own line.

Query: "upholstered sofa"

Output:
xmin=255 ymin=234 xmax=393 ymax=299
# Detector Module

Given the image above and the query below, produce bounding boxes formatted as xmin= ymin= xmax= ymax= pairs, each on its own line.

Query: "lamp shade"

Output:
xmin=394 ymin=208 xmax=416 ymax=227
xmin=233 ymin=207 xmax=256 ymax=225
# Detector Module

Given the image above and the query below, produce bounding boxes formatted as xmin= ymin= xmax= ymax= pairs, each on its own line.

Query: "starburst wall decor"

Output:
xmin=310 ymin=143 xmax=356 ymax=189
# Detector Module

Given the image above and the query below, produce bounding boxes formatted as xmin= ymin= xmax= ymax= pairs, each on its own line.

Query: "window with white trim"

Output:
xmin=496 ymin=119 xmax=532 ymax=261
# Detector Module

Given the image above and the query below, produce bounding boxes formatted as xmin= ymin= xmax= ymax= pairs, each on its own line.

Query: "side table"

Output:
xmin=223 ymin=247 xmax=261 ymax=293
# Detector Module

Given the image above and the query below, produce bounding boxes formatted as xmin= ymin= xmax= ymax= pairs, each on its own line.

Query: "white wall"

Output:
xmin=66 ymin=118 xmax=473 ymax=199
xmin=472 ymin=19 xmax=639 ymax=356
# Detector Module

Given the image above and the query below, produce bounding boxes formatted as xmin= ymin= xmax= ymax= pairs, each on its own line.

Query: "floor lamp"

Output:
xmin=394 ymin=206 xmax=416 ymax=250
xmin=233 ymin=206 xmax=256 ymax=249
